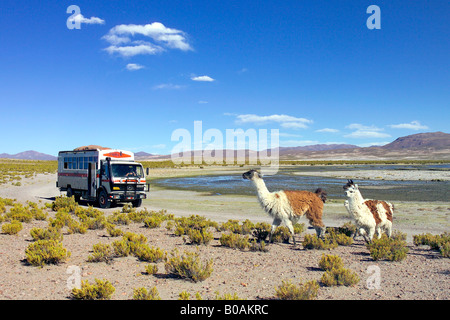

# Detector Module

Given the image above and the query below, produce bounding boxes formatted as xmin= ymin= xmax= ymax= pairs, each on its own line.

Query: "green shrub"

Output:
xmin=186 ymin=227 xmax=214 ymax=245
xmin=366 ymin=234 xmax=409 ymax=261
xmin=25 ymin=239 xmax=71 ymax=266
xmin=271 ymin=226 xmax=293 ymax=243
xmin=293 ymin=223 xmax=306 ymax=235
xmin=30 ymin=226 xmax=63 ymax=241
xmin=52 ymin=195 xmax=77 ymax=212
xmin=88 ymin=243 xmax=114 ymax=263
xmin=164 ymin=249 xmax=213 ymax=282
xmin=5 ymin=203 xmax=33 ymax=222
xmin=133 ymin=243 xmax=166 ymax=263
xmin=302 ymin=234 xmax=338 ymax=250
xmin=220 ymin=219 xmax=254 ymax=235
xmin=214 ymin=291 xmax=242 ymax=300
xmin=67 ymin=220 xmax=88 ymax=234
xmin=320 ymin=267 xmax=360 ymax=287
xmin=132 ymin=287 xmax=161 ymax=300
xmin=219 ymin=233 xmax=249 ymax=250
xmin=252 ymin=222 xmax=271 ymax=242
xmin=249 ymin=239 xmax=269 ymax=252
xmin=107 ymin=211 xmax=130 ymax=225
xmin=2 ymin=220 xmax=23 ymax=235
xmin=106 ymin=224 xmax=123 ymax=237
xmin=178 ymin=291 xmax=203 ymax=300
xmin=318 ymin=254 xmax=344 ymax=271
xmin=145 ymin=264 xmax=158 ymax=275
xmin=71 ymin=279 xmax=115 ymax=300
xmin=414 ymin=232 xmax=450 ymax=258
xmin=275 ymin=279 xmax=319 ymax=300
xmin=111 ymin=239 xmax=131 ymax=257
xmin=143 ymin=216 xmax=162 ymax=229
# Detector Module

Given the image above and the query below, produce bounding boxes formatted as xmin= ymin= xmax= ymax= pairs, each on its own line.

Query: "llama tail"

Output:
xmin=314 ymin=188 xmax=327 ymax=203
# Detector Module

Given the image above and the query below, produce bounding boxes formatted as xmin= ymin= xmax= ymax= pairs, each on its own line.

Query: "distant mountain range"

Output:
xmin=1 ymin=132 xmax=449 ymax=161
xmin=0 ymin=150 xmax=57 ymax=161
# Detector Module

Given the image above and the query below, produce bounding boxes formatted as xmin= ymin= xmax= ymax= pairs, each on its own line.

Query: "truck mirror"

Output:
xmin=146 ymin=167 xmax=149 ymax=175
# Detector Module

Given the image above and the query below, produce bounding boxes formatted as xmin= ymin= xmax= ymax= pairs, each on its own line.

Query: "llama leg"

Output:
xmin=284 ymin=220 xmax=296 ymax=246
xmin=269 ymin=217 xmax=282 ymax=243
xmin=375 ymin=226 xmax=382 ymax=239
xmin=367 ymin=226 xmax=376 ymax=242
xmin=385 ymin=221 xmax=393 ymax=238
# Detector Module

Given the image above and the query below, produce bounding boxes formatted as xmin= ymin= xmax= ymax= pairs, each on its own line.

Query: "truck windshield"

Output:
xmin=111 ymin=164 xmax=144 ymax=178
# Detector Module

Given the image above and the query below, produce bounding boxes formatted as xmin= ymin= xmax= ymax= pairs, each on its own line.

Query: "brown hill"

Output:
xmin=381 ymin=131 xmax=450 ymax=150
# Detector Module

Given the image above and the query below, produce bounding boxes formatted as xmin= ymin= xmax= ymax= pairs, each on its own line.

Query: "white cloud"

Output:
xmin=153 ymin=83 xmax=185 ymax=90
xmin=69 ymin=14 xmax=105 ymax=25
xmin=388 ymin=121 xmax=429 ymax=130
xmin=316 ymin=128 xmax=340 ymax=133
xmin=103 ymin=22 xmax=192 ymax=57
xmin=198 ymin=101 xmax=209 ymax=104
xmin=344 ymin=123 xmax=390 ymax=139
xmin=126 ymin=63 xmax=144 ymax=71
xmin=191 ymin=75 xmax=215 ymax=82
xmin=235 ymin=114 xmax=313 ymax=129
xmin=104 ymin=44 xmax=163 ymax=57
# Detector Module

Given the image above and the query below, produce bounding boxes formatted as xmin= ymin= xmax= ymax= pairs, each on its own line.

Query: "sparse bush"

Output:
xmin=214 ymin=291 xmax=242 ymax=300
xmin=302 ymin=234 xmax=338 ymax=250
xmin=320 ymin=267 xmax=360 ymax=287
xmin=318 ymin=254 xmax=344 ymax=271
xmin=220 ymin=219 xmax=254 ymax=235
xmin=293 ymin=223 xmax=306 ymax=235
xmin=164 ymin=249 xmax=213 ymax=282
xmin=145 ymin=264 xmax=158 ymax=275
xmin=252 ymin=222 xmax=271 ymax=242
xmin=414 ymin=232 xmax=450 ymax=258
xmin=111 ymin=239 xmax=131 ymax=257
xmin=5 ymin=203 xmax=33 ymax=222
xmin=71 ymin=279 xmax=115 ymax=300
xmin=271 ymin=226 xmax=291 ymax=243
xmin=249 ymin=239 xmax=268 ymax=252
xmin=25 ymin=239 xmax=71 ymax=266
xmin=107 ymin=211 xmax=130 ymax=225
xmin=275 ymin=279 xmax=319 ymax=300
xmin=143 ymin=216 xmax=162 ymax=229
xmin=106 ymin=224 xmax=123 ymax=237
xmin=30 ymin=226 xmax=63 ymax=241
xmin=132 ymin=287 xmax=161 ymax=300
xmin=366 ymin=234 xmax=409 ymax=261
xmin=186 ymin=227 xmax=214 ymax=245
xmin=219 ymin=233 xmax=249 ymax=250
xmin=133 ymin=243 xmax=166 ymax=263
xmin=52 ymin=195 xmax=77 ymax=212
xmin=87 ymin=243 xmax=114 ymax=263
xmin=2 ymin=220 xmax=23 ymax=235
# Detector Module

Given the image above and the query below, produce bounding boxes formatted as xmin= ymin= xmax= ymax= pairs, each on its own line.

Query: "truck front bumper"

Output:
xmin=109 ymin=192 xmax=147 ymax=201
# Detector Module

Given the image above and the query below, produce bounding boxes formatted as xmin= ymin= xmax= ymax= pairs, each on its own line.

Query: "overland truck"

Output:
xmin=57 ymin=147 xmax=147 ymax=208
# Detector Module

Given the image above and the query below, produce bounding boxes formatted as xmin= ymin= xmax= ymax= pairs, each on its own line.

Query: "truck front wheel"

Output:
xmin=97 ymin=190 xmax=111 ymax=209
xmin=132 ymin=199 xmax=142 ymax=208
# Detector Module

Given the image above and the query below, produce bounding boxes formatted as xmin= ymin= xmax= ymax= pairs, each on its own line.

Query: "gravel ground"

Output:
xmin=0 ymin=172 xmax=448 ymax=300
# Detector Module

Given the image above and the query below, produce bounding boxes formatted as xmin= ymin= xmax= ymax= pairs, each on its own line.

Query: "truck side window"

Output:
xmin=102 ymin=163 xmax=110 ymax=178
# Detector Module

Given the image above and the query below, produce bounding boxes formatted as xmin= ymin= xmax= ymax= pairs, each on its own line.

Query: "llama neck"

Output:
xmin=347 ymin=191 xmax=366 ymax=218
xmin=252 ymin=177 xmax=271 ymax=201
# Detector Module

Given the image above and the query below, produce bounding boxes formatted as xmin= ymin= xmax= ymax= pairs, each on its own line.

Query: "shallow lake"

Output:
xmin=152 ymin=165 xmax=450 ymax=202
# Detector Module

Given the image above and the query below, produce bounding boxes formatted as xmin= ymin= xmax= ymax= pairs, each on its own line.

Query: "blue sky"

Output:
xmin=0 ymin=0 xmax=448 ymax=156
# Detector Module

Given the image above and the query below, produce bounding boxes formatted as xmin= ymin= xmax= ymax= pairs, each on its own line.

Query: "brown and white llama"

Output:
xmin=343 ymin=179 xmax=393 ymax=242
xmin=242 ymin=169 xmax=327 ymax=245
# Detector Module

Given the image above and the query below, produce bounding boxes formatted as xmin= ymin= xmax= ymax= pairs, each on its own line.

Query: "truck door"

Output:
xmin=88 ymin=162 xmax=96 ymax=198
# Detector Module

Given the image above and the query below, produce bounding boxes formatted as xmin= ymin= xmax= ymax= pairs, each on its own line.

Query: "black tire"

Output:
xmin=66 ymin=187 xmax=74 ymax=198
xmin=97 ymin=190 xmax=111 ymax=209
xmin=132 ymin=199 xmax=142 ymax=208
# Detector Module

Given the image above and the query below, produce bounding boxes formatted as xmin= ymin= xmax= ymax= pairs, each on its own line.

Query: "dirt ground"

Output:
xmin=0 ymin=169 xmax=448 ymax=300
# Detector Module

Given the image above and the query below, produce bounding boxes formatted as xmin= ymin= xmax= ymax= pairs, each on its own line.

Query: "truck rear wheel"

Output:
xmin=97 ymin=190 xmax=111 ymax=209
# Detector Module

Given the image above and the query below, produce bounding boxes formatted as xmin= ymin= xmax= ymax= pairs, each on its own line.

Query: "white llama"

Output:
xmin=343 ymin=179 xmax=393 ymax=242
xmin=243 ymin=169 xmax=327 ymax=245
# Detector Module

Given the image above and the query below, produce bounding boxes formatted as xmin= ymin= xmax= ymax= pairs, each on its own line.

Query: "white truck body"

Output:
xmin=57 ymin=148 xmax=147 ymax=208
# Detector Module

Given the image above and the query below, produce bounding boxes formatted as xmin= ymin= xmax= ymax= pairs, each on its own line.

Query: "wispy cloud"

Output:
xmin=316 ymin=128 xmax=340 ymax=133
xmin=68 ymin=14 xmax=105 ymax=25
xmin=152 ymin=83 xmax=185 ymax=90
xmin=191 ymin=75 xmax=215 ymax=82
xmin=344 ymin=123 xmax=390 ymax=139
xmin=234 ymin=114 xmax=313 ymax=129
xmin=388 ymin=120 xmax=429 ymax=130
xmin=105 ymin=44 xmax=163 ymax=57
xmin=103 ymin=22 xmax=192 ymax=57
xmin=126 ymin=63 xmax=144 ymax=71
